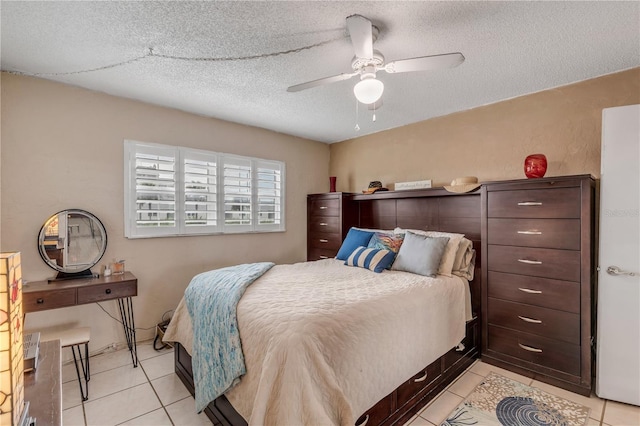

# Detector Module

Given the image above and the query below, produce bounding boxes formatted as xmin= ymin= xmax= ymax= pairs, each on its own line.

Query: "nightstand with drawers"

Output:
xmin=307 ymin=192 xmax=358 ymax=261
xmin=481 ymin=175 xmax=595 ymax=396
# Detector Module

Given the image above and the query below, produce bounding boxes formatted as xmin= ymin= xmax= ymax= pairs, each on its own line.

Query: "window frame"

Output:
xmin=124 ymin=140 xmax=285 ymax=238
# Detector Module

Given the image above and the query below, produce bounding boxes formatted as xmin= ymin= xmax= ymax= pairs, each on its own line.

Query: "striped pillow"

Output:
xmin=345 ymin=246 xmax=395 ymax=273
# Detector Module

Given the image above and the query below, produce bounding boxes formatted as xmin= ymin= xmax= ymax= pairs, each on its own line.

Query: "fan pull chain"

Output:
xmin=354 ymin=99 xmax=360 ymax=131
xmin=372 ymin=102 xmax=377 ymax=122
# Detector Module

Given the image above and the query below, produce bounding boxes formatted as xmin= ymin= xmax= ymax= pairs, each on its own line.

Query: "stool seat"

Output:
xmin=39 ymin=327 xmax=91 ymax=401
xmin=42 ymin=327 xmax=90 ymax=347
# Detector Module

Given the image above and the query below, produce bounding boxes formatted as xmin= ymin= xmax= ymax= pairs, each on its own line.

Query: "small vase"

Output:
xmin=329 ymin=176 xmax=337 ymax=192
xmin=524 ymin=154 xmax=547 ymax=179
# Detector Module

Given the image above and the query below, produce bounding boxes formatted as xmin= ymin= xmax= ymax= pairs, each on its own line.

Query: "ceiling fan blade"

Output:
xmin=383 ymin=52 xmax=465 ymax=74
xmin=346 ymin=14 xmax=374 ymax=59
xmin=287 ymin=72 xmax=358 ymax=92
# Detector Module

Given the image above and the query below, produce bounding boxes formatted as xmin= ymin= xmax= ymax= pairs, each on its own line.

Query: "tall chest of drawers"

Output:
xmin=307 ymin=192 xmax=358 ymax=261
xmin=481 ymin=175 xmax=596 ymax=396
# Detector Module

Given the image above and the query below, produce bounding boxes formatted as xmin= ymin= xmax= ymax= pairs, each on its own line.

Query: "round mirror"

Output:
xmin=38 ymin=209 xmax=107 ymax=280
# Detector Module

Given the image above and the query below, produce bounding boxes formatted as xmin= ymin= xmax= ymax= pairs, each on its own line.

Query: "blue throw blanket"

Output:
xmin=185 ymin=262 xmax=275 ymax=412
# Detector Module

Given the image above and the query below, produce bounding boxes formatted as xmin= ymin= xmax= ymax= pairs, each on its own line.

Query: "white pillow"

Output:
xmin=453 ymin=238 xmax=473 ymax=272
xmin=394 ymin=228 xmax=464 ymax=277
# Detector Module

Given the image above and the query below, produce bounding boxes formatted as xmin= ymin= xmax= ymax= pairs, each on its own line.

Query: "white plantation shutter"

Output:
xmin=183 ymin=150 xmax=218 ymax=234
xmin=223 ymin=157 xmax=253 ymax=232
xmin=256 ymin=160 xmax=283 ymax=230
xmin=125 ymin=140 xmax=285 ymax=238
xmin=125 ymin=142 xmax=178 ymax=237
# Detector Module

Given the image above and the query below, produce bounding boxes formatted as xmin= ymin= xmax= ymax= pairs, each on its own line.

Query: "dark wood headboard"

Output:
xmin=351 ymin=188 xmax=482 ymax=318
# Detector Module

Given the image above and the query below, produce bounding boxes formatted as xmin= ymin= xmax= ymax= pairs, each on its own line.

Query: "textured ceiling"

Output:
xmin=2 ymin=1 xmax=639 ymax=143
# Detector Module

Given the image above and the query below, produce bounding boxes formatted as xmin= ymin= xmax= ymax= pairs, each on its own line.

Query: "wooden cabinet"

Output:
xmin=307 ymin=192 xmax=358 ymax=261
xmin=24 ymin=340 xmax=62 ymax=426
xmin=481 ymin=175 xmax=595 ymax=396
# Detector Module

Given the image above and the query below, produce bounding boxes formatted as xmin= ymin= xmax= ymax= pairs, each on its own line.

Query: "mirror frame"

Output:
xmin=37 ymin=209 xmax=108 ymax=281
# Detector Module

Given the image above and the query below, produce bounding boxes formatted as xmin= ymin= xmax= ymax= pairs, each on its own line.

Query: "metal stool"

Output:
xmin=43 ymin=327 xmax=91 ymax=401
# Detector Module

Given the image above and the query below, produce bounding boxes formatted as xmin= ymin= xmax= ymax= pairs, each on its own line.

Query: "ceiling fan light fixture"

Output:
xmin=353 ymin=75 xmax=384 ymax=104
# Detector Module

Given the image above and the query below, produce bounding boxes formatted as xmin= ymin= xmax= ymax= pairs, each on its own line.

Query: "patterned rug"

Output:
xmin=442 ymin=372 xmax=591 ymax=426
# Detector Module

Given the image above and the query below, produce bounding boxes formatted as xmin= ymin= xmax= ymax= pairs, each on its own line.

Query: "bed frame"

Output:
xmin=174 ymin=188 xmax=482 ymax=426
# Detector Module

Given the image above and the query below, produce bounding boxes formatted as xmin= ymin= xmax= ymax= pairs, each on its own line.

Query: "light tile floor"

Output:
xmin=406 ymin=361 xmax=640 ymax=426
xmin=60 ymin=343 xmax=640 ymax=426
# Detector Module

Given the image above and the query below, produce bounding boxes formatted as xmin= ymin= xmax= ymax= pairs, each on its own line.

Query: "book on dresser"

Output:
xmin=23 ymin=332 xmax=40 ymax=372
xmin=480 ymin=174 xmax=596 ymax=396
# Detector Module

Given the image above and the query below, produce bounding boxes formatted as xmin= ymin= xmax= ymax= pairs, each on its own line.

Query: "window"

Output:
xmin=124 ymin=140 xmax=285 ymax=238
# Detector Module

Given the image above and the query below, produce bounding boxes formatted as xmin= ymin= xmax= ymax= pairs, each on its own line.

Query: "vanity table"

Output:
xmin=23 ymin=272 xmax=139 ymax=367
xmin=29 ymin=209 xmax=140 ymax=367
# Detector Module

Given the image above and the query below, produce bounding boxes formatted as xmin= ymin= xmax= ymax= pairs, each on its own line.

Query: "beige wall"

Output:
xmin=0 ymin=73 xmax=329 ymax=353
xmin=330 ymin=68 xmax=640 ymax=192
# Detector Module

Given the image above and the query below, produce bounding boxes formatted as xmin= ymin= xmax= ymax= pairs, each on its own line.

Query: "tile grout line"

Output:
xmin=134 ymin=356 xmax=177 ymax=426
xmin=419 ymin=366 xmax=489 ymax=422
xmin=64 ymin=352 xmax=176 ymax=425
xmin=600 ymin=400 xmax=607 ymax=426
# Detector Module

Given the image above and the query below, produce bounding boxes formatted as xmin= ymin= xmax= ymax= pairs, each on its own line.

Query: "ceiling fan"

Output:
xmin=287 ymin=14 xmax=465 ymax=105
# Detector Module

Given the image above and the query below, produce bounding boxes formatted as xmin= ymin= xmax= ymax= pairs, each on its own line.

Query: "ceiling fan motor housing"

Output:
xmin=351 ymin=50 xmax=385 ymax=72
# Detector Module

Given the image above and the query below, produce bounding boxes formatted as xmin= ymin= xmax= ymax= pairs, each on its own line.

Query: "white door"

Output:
xmin=596 ymin=104 xmax=640 ymax=405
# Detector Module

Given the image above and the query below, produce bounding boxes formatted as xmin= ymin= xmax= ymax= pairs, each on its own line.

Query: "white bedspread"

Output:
xmin=164 ymin=259 xmax=469 ymax=425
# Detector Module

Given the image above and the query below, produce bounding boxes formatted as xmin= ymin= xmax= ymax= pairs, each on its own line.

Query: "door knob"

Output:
xmin=606 ymin=266 xmax=637 ymax=277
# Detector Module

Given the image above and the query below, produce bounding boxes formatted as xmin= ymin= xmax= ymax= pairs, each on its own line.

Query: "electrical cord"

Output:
xmin=97 ymin=302 xmax=175 ymax=351
xmin=7 ymin=35 xmax=346 ymax=77
xmin=96 ymin=301 xmax=162 ymax=331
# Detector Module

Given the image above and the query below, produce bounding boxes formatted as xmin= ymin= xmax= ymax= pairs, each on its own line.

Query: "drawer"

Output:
xmin=176 ymin=343 xmax=194 ymax=380
xmin=355 ymin=393 xmax=392 ymax=426
xmin=488 ymin=245 xmax=580 ymax=282
xmin=488 ymin=298 xmax=580 ymax=344
xmin=488 ymin=325 xmax=580 ymax=376
xmin=77 ymin=281 xmax=137 ymax=304
xmin=307 ymin=232 xmax=342 ymax=251
xmin=397 ymin=358 xmax=441 ymax=408
xmin=488 ymin=271 xmax=580 ymax=313
xmin=308 ymin=216 xmax=341 ymax=234
xmin=23 ymin=288 xmax=76 ymax=312
xmin=308 ymin=247 xmax=337 ymax=261
xmin=487 ymin=218 xmax=580 ymax=250
xmin=487 ymin=188 xmax=581 ymax=218
xmin=308 ymin=198 xmax=340 ymax=216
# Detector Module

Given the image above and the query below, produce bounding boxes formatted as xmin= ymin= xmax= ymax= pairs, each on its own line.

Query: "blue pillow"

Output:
xmin=344 ymin=246 xmax=395 ymax=273
xmin=336 ymin=228 xmax=374 ymax=260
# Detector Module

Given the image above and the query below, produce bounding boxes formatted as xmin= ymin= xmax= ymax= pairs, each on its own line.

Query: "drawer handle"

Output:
xmin=518 ymin=287 xmax=543 ymax=294
xmin=517 ymin=201 xmax=543 ymax=206
xmin=105 ymin=288 xmax=112 ymax=294
xmin=518 ymin=315 xmax=542 ymax=324
xmin=356 ymin=414 xmax=369 ymax=426
xmin=319 ymin=222 xmax=328 ymax=226
xmin=517 ymin=230 xmax=542 ymax=235
xmin=518 ymin=343 xmax=543 ymax=353
xmin=413 ymin=371 xmax=428 ymax=383
xmin=518 ymin=259 xmax=542 ymax=265
xmin=319 ymin=256 xmax=329 ymax=259
xmin=319 ymin=239 xmax=329 ymax=243
xmin=319 ymin=206 xmax=328 ymax=210
xmin=36 ymin=298 xmax=44 ymax=304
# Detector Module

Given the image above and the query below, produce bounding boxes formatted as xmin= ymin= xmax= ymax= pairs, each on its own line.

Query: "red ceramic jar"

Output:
xmin=524 ymin=154 xmax=547 ymax=178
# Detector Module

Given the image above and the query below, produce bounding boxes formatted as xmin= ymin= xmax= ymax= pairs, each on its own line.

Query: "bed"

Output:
xmin=165 ymin=189 xmax=482 ymax=426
